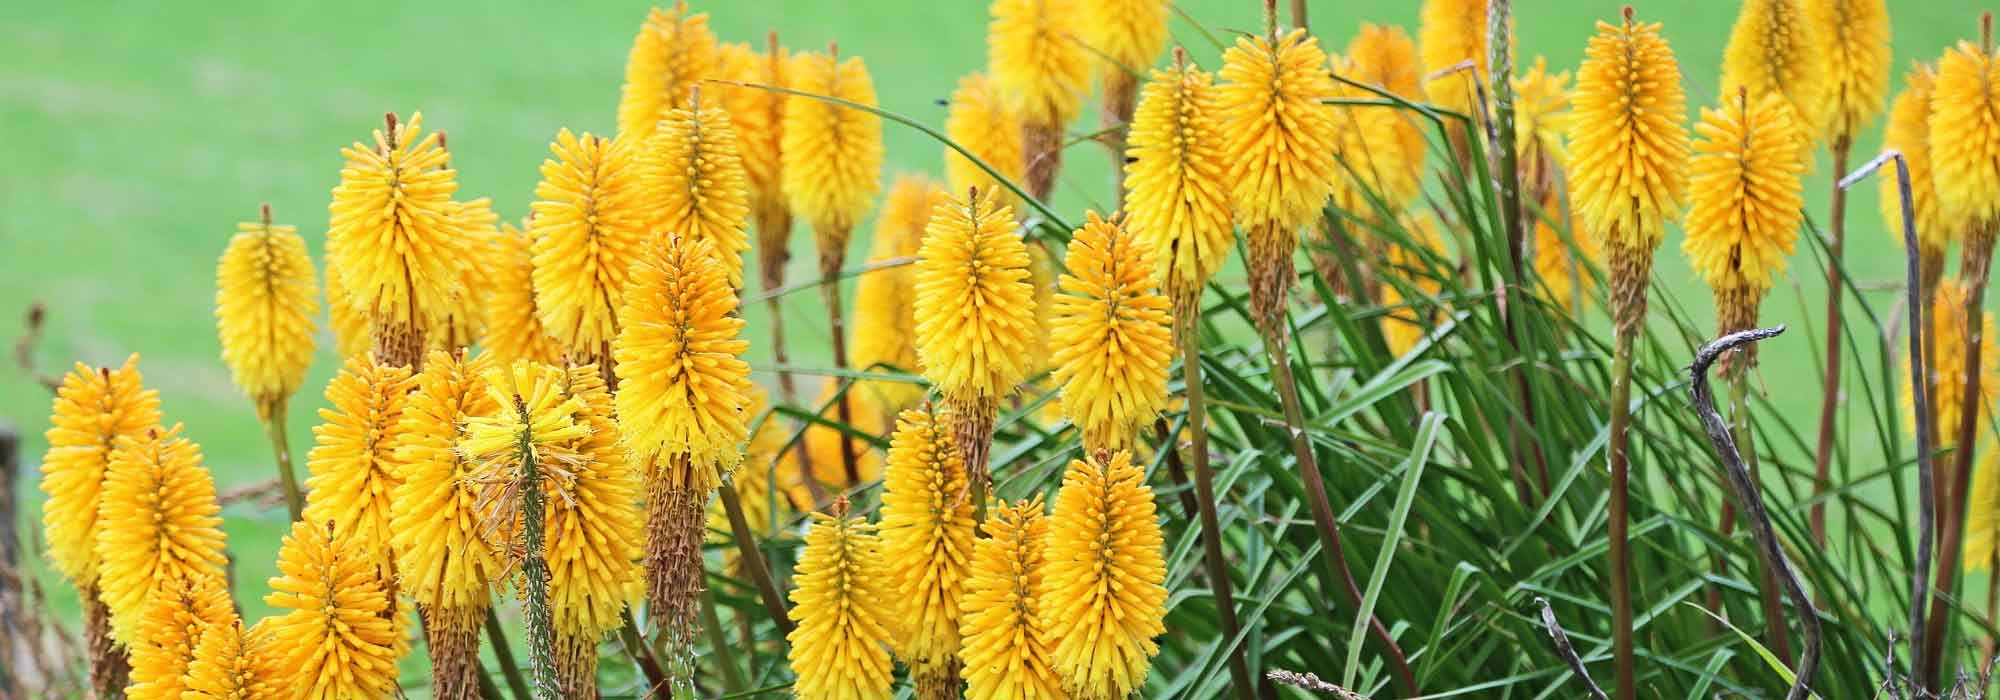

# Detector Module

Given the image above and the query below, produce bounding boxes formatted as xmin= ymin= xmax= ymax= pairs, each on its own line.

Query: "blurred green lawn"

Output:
xmin=0 ymin=0 xmax=1984 ymax=656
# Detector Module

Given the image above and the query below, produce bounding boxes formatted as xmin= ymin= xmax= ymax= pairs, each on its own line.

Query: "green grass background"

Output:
xmin=0 ymin=0 xmax=1984 ymax=660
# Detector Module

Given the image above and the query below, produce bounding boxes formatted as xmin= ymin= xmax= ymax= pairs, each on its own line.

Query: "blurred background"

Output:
xmin=0 ymin=0 xmax=1985 ymax=634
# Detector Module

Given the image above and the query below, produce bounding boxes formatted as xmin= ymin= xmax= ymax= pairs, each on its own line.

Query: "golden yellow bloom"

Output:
xmin=484 ymin=221 xmax=563 ymax=366
xmin=126 ymin=576 xmax=235 ymax=700
xmin=988 ymin=0 xmax=1092 ymax=129
xmin=390 ymin=350 xmax=501 ymax=612
xmin=1219 ymin=28 xmax=1340 ymax=231
xmin=95 ymin=425 xmax=228 ymax=642
xmin=1684 ymin=91 xmax=1807 ymax=296
xmin=1050 ymin=213 xmax=1173 ymax=452
xmin=719 ymin=39 xmax=791 ymax=220
xmin=461 ymin=361 xmax=592 ymax=489
xmin=1805 ymin=0 xmax=1892 ymax=143
xmin=40 ymin=355 xmax=159 ymax=588
xmin=786 ymin=506 xmax=897 ymax=700
xmin=263 ymin=520 xmax=401 ymax=700
xmin=1881 ymin=64 xmax=1945 ymax=261
xmin=1379 ymin=216 xmax=1450 ymax=357
xmin=182 ymin=619 xmax=284 ymax=700
xmin=1079 ymin=0 xmax=1168 ymax=80
xmin=853 ymin=175 xmax=942 ymax=413
xmin=614 ymin=233 xmax=752 ymax=483
xmin=215 ymin=208 xmax=318 ymax=414
xmin=302 ymin=356 xmax=416 ymax=570
xmin=1348 ymin=23 xmax=1424 ymax=99
xmin=438 ymin=196 xmax=499 ymax=351
xmin=781 ymin=49 xmax=884 ymax=241
xmin=914 ymin=188 xmax=1038 ymax=404
xmin=545 ymin=366 xmax=645 ymax=697
xmin=1513 ymin=56 xmax=1573 ymax=188
xmin=945 ymin=72 xmax=1028 ymax=209
xmin=1532 ymin=191 xmax=1599 ymax=312
xmin=879 ymin=408 xmax=976 ymax=673
xmin=617 ymin=1 xmax=719 ymax=143
xmin=1420 ymin=0 xmax=1510 ymax=117
xmin=1929 ymin=33 xmax=2000 ymax=233
xmin=1125 ymin=58 xmax=1232 ymax=313
xmin=323 ymin=261 xmax=369 ymax=360
xmin=646 ymin=92 xmax=753 ymax=289
xmin=1968 ymin=450 xmax=2000 ymax=570
xmin=1328 ymin=52 xmax=1426 ymax=220
xmin=1905 ymin=280 xmax=1998 ymax=447
xmin=1567 ymin=13 xmax=1691 ymax=254
xmin=1043 ymin=450 xmax=1167 ymax=700
xmin=1720 ymin=0 xmax=1832 ymax=144
xmin=961 ymin=496 xmax=1064 ymax=700
xmin=326 ymin=112 xmax=466 ymax=342
xmin=530 ymin=129 xmax=649 ymax=363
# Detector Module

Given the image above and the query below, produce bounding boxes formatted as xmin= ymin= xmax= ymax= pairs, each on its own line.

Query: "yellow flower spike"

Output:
xmin=545 ymin=365 xmax=645 ymax=697
xmin=853 ymin=175 xmax=944 ymax=414
xmin=1567 ymin=10 xmax=1691 ymax=288
xmin=1051 ymin=213 xmax=1174 ymax=453
xmin=389 ymin=350 xmax=499 ymax=698
xmin=879 ymin=408 xmax=977 ymax=677
xmin=1079 ymin=0 xmax=1169 ymax=84
xmin=326 ymin=112 xmax=467 ymax=363
xmin=944 ymin=72 xmax=1028 ymax=210
xmin=530 ymin=129 xmax=650 ymax=367
xmin=1329 ymin=25 xmax=1427 ymax=215
xmin=323 ymin=261 xmax=369 ymax=360
xmin=960 ymin=496 xmax=1064 ymax=700
xmin=94 ymin=425 xmax=228 ymax=643
xmin=461 ymin=361 xmax=592 ymax=487
xmin=782 ymin=47 xmax=885 ymax=252
xmin=913 ymin=188 xmax=1038 ymax=478
xmin=1720 ymin=0 xmax=1833 ymax=145
xmin=786 ymin=503 xmax=897 ymax=700
xmin=1532 ymin=190 xmax=1599 ymax=313
xmin=1805 ymin=0 xmax=1891 ymax=144
xmin=614 ymin=233 xmax=753 ymax=482
xmin=1930 ymin=22 xmax=2000 ymax=238
xmin=1219 ymin=26 xmax=1340 ymax=332
xmin=438 ymin=196 xmax=500 ymax=351
xmin=616 ymin=1 xmax=720 ymax=143
xmin=182 ymin=619 xmax=285 ymax=700
xmin=1378 ymin=215 xmax=1450 ymax=357
xmin=1420 ymin=0 xmax=1509 ymax=118
xmin=988 ymin=0 xmax=1091 ymax=130
xmin=215 ymin=205 xmax=319 ymax=417
xmin=263 ymin=519 xmax=401 ymax=700
xmin=302 ymin=355 xmax=417 ymax=571
xmin=1684 ymin=90 xmax=1807 ymax=353
xmin=719 ymin=37 xmax=792 ymax=229
xmin=1881 ymin=64 xmax=1946 ymax=277
xmin=1903 ymin=280 xmax=1999 ymax=448
xmin=125 ymin=576 xmax=235 ymax=700
xmin=646 ymin=89 xmax=753 ymax=289
xmin=484 ymin=221 xmax=564 ymax=366
xmin=40 ymin=355 xmax=160 ymax=589
xmin=1967 ymin=450 xmax=2000 ymax=571
xmin=1348 ymin=23 xmax=1424 ymax=101
xmin=1125 ymin=53 xmax=1232 ymax=313
xmin=1043 ymin=450 xmax=1168 ymax=700
xmin=1512 ymin=56 xmax=1573 ymax=194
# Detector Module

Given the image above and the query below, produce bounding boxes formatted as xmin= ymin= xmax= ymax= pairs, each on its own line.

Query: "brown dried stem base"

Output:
xmin=1248 ymin=221 xmax=1299 ymax=341
xmin=914 ymin=659 xmax=964 ymax=700
xmin=946 ymin=394 xmax=999 ymax=522
xmin=554 ymin=626 xmax=601 ymax=700
xmin=372 ymin=317 xmax=427 ymax=370
xmin=646 ymin=479 xmax=711 ymax=642
xmin=424 ymin=603 xmax=489 ymax=700
xmin=1025 ymin=122 xmax=1064 ymax=203
xmin=84 ymin=588 xmax=128 ymax=700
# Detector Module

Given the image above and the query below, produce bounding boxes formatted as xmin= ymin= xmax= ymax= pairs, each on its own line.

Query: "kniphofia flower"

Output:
xmin=960 ymin=496 xmax=1064 ymax=700
xmin=1420 ymin=0 xmax=1508 ymax=119
xmin=530 ymin=129 xmax=649 ymax=367
xmin=913 ymin=188 xmax=1037 ymax=476
xmin=613 ymin=233 xmax=752 ymax=482
xmin=181 ymin=619 xmax=284 ymax=700
xmin=1042 ymin=450 xmax=1168 ymax=700
xmin=263 ymin=519 xmax=401 ymax=700
xmin=1966 ymin=451 xmax=2000 ymax=571
xmin=1329 ymin=25 xmax=1428 ymax=217
xmin=1378 ymin=216 xmax=1450 ymax=357
xmin=852 ymin=174 xmax=942 ymax=413
xmin=879 ymin=408 xmax=977 ymax=676
xmin=323 ymin=262 xmax=369 ymax=360
xmin=779 ymin=379 xmax=889 ymax=494
xmin=125 ymin=576 xmax=235 ymax=700
xmin=786 ymin=503 xmax=897 ymax=700
xmin=645 ymin=89 xmax=753 ymax=288
xmin=781 ymin=47 xmax=884 ymax=258
xmin=484 ymin=220 xmax=563 ymax=366
xmin=616 ymin=1 xmax=719 ymax=143
xmin=1124 ymin=54 xmax=1232 ymax=314
xmin=439 ymin=196 xmax=499 ymax=350
xmin=1512 ymin=56 xmax=1573 ymax=197
xmin=545 ymin=366 xmax=645 ymax=697
xmin=1683 ymin=90 xmax=1807 ymax=367
xmin=326 ymin=112 xmax=466 ymax=363
xmin=987 ymin=0 xmax=1091 ymax=129
xmin=94 ymin=425 xmax=228 ymax=643
xmin=1720 ymin=0 xmax=1832 ymax=144
xmin=1050 ymin=213 xmax=1173 ymax=452
xmin=40 ymin=355 xmax=159 ymax=590
xmin=1078 ymin=0 xmax=1169 ymax=85
xmin=1929 ymin=25 xmax=2000 ymax=239
xmin=718 ymin=37 xmax=791 ymax=239
xmin=1805 ymin=0 xmax=1892 ymax=145
xmin=1904 ymin=280 xmax=1998 ymax=449
xmin=215 ymin=205 xmax=318 ymax=417
xmin=1881 ymin=63 xmax=1946 ymax=283
xmin=944 ymin=72 xmax=1027 ymax=209
xmin=302 ymin=355 xmax=417 ymax=570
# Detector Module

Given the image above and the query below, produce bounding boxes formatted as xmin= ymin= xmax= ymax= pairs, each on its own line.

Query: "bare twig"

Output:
xmin=1535 ymin=597 xmax=1609 ymax=700
xmin=13 ymin=302 xmax=59 ymax=394
xmin=1266 ymin=669 xmax=1366 ymax=699
xmin=1690 ymin=325 xmax=1820 ymax=700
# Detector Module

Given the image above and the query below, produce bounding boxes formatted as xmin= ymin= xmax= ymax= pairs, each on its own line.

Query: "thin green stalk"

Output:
xmin=718 ymin=475 xmax=796 ymax=635
xmin=260 ymin=401 xmax=303 ymax=520
xmin=1731 ymin=374 xmax=1792 ymax=662
xmin=1180 ymin=312 xmax=1257 ymax=700
xmin=484 ymin=613 xmax=531 ymax=700
xmin=618 ymin=613 xmax=670 ymax=696
xmin=1607 ymin=327 xmax=1636 ymax=700
xmin=701 ymin=589 xmax=747 ymax=694
xmin=515 ymin=401 xmax=558 ymax=700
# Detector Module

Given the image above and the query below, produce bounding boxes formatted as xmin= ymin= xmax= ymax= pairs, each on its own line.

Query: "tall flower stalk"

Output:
xmin=215 ymin=204 xmax=318 ymax=518
xmin=1566 ymin=9 xmax=1691 ymax=698
xmin=988 ymin=0 xmax=1090 ymax=200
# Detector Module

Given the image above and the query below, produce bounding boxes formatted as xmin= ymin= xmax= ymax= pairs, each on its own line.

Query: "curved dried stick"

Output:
xmin=1690 ymin=325 xmax=1819 ymax=700
xmin=1535 ymin=597 xmax=1608 ymax=700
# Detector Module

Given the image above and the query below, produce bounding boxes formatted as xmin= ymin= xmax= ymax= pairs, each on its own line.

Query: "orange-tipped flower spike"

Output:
xmin=1805 ymin=0 xmax=1892 ymax=145
xmin=1512 ymin=56 xmax=1573 ymax=199
xmin=1720 ymin=0 xmax=1833 ymax=146
xmin=1079 ymin=0 xmax=1169 ymax=86
xmin=613 ymin=233 xmax=753 ymax=481
xmin=263 ymin=519 xmax=401 ymax=700
xmin=616 ymin=1 xmax=719 ymax=143
xmin=530 ymin=129 xmax=649 ymax=370
xmin=1050 ymin=213 xmax=1173 ymax=453
xmin=1930 ymin=20 xmax=2000 ymax=241
xmin=484 ymin=220 xmax=564 ymax=366
xmin=960 ymin=496 xmax=1064 ymax=700
xmin=40 ymin=355 xmax=160 ymax=591
xmin=1124 ymin=52 xmax=1232 ymax=316
xmin=545 ymin=366 xmax=645 ymax=697
xmin=646 ymin=88 xmax=753 ymax=289
xmin=1904 ymin=280 xmax=1999 ymax=450
xmin=302 ymin=356 xmax=416 ymax=572
xmin=1684 ymin=89 xmax=1807 ymax=374
xmin=785 ymin=502 xmax=897 ymax=700
xmin=1042 ymin=451 xmax=1168 ymax=700
xmin=1420 ymin=0 xmax=1507 ymax=118
xmin=719 ymin=37 xmax=792 ymax=238
xmin=438 ymin=195 xmax=499 ymax=351
xmin=215 ymin=205 xmax=319 ymax=418
xmin=782 ymin=46 xmax=884 ymax=267
xmin=1378 ymin=215 xmax=1451 ymax=357
xmin=326 ymin=112 xmax=466 ymax=366
xmin=945 ymin=72 xmax=1028 ymax=211
xmin=125 ymin=576 xmax=236 ymax=700
xmin=1328 ymin=26 xmax=1428 ymax=218
xmin=181 ymin=619 xmax=285 ymax=700
xmin=989 ymin=0 xmax=1091 ymax=199
xmin=94 ymin=425 xmax=228 ymax=643
xmin=880 ymin=407 xmax=977 ymax=681
xmin=1882 ymin=63 xmax=1946 ymax=284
